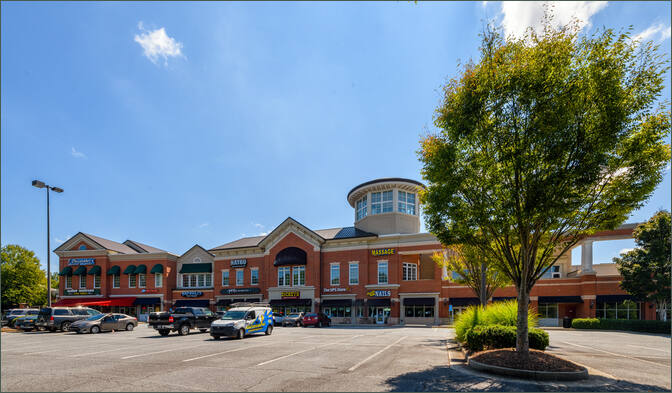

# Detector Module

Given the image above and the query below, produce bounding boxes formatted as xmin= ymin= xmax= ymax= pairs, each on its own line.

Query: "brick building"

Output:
xmin=53 ymin=178 xmax=659 ymax=325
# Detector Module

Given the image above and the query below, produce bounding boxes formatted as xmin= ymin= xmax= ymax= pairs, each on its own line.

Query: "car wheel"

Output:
xmin=61 ymin=322 xmax=71 ymax=332
xmin=158 ymin=329 xmax=170 ymax=336
xmin=212 ymin=335 xmax=220 ymax=340
xmin=265 ymin=325 xmax=273 ymax=335
xmin=237 ymin=328 xmax=245 ymax=339
xmin=126 ymin=323 xmax=134 ymax=331
xmin=199 ymin=328 xmax=208 ymax=333
xmin=317 ymin=321 xmax=322 ymax=328
xmin=296 ymin=322 xmax=300 ymax=327
xmin=91 ymin=326 xmax=100 ymax=334
xmin=178 ymin=324 xmax=190 ymax=336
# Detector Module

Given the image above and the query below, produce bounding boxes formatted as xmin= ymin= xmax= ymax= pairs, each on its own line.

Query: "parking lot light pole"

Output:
xmin=32 ymin=180 xmax=64 ymax=307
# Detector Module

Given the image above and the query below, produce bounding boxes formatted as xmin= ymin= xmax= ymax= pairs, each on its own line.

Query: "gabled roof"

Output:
xmin=210 ymin=236 xmax=266 ymax=251
xmin=181 ymin=244 xmax=215 ymax=257
xmin=123 ymin=240 xmax=168 ymax=254
xmin=54 ymin=232 xmax=171 ymax=255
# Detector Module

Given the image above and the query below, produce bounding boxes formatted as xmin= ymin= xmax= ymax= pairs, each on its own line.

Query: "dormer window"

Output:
xmin=398 ymin=191 xmax=416 ymax=215
xmin=356 ymin=196 xmax=367 ymax=220
xmin=371 ymin=191 xmax=393 ymax=215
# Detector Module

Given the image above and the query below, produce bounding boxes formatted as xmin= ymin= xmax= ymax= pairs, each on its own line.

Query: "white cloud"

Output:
xmin=198 ymin=222 xmax=209 ymax=228
xmin=252 ymin=223 xmax=265 ymax=229
xmin=498 ymin=1 xmax=608 ymax=39
xmin=134 ymin=22 xmax=184 ymax=65
xmin=633 ymin=23 xmax=671 ymax=44
xmin=54 ymin=237 xmax=65 ymax=244
xmin=71 ymin=147 xmax=86 ymax=159
xmin=619 ymin=248 xmax=634 ymax=255
xmin=258 ymin=232 xmax=268 ymax=236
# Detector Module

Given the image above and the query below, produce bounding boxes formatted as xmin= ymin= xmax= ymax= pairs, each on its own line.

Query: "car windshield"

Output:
xmin=174 ymin=308 xmax=192 ymax=314
xmin=221 ymin=311 xmax=246 ymax=320
xmin=305 ymin=313 xmax=317 ymax=317
xmin=86 ymin=314 xmax=106 ymax=321
xmin=288 ymin=314 xmax=301 ymax=318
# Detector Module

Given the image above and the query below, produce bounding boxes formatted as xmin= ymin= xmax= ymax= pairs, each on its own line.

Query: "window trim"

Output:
xmin=154 ymin=273 xmax=163 ymax=288
xmin=65 ymin=275 xmax=72 ymax=289
xmin=79 ymin=274 xmax=87 ymax=289
xmin=250 ymin=268 xmax=259 ymax=285
xmin=129 ymin=274 xmax=136 ymax=288
xmin=138 ymin=273 xmax=146 ymax=288
xmin=93 ymin=274 xmax=101 ymax=289
xmin=377 ymin=261 xmax=389 ymax=284
xmin=222 ymin=270 xmax=230 ymax=287
xmin=402 ymin=262 xmax=418 ymax=281
xmin=278 ymin=266 xmax=291 ymax=287
xmin=112 ymin=274 xmax=120 ymax=289
xmin=292 ymin=265 xmax=305 ymax=286
xmin=330 ymin=263 xmax=340 ymax=286
xmin=349 ymin=262 xmax=359 ymax=285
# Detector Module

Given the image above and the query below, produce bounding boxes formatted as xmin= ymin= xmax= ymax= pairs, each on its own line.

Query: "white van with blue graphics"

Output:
xmin=210 ymin=303 xmax=273 ymax=340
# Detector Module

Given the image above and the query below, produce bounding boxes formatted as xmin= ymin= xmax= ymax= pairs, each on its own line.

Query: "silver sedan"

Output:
xmin=70 ymin=313 xmax=138 ymax=334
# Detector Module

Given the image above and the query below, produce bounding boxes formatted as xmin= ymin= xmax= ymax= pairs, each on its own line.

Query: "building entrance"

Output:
xmin=369 ymin=307 xmax=390 ymax=324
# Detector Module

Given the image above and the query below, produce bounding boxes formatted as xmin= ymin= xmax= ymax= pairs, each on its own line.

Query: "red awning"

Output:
xmin=52 ymin=297 xmax=136 ymax=307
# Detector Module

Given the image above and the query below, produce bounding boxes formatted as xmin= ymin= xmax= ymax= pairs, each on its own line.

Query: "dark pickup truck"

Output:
xmin=148 ymin=307 xmax=218 ymax=336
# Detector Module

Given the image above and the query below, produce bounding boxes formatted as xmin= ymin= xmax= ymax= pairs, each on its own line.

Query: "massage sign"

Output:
xmin=371 ymin=248 xmax=395 ymax=256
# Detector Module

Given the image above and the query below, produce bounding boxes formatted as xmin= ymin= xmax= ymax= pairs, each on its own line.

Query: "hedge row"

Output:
xmin=571 ymin=318 xmax=671 ymax=334
xmin=464 ymin=324 xmax=549 ymax=351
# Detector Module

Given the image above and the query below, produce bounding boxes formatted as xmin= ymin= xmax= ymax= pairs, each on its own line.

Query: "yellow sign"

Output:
xmin=371 ymin=248 xmax=395 ymax=256
xmin=281 ymin=291 xmax=300 ymax=299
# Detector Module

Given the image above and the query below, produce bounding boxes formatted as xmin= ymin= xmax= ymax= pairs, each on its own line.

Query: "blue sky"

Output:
xmin=2 ymin=1 xmax=670 ymax=273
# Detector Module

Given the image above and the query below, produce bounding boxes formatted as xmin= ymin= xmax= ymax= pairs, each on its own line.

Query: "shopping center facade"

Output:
xmin=53 ymin=178 xmax=659 ymax=325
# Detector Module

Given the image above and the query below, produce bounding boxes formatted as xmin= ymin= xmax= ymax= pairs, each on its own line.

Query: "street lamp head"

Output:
xmin=32 ymin=180 xmax=46 ymax=189
xmin=51 ymin=187 xmax=64 ymax=193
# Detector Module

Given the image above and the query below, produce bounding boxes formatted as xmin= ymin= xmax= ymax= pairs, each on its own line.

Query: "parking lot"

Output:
xmin=1 ymin=325 xmax=670 ymax=392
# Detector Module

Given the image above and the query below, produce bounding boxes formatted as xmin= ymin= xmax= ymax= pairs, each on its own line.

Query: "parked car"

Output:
xmin=35 ymin=307 xmax=101 ymax=332
xmin=70 ymin=313 xmax=137 ymax=334
xmin=16 ymin=315 xmax=41 ymax=332
xmin=216 ymin=311 xmax=227 ymax=318
xmin=148 ymin=307 xmax=218 ymax=336
xmin=2 ymin=309 xmax=39 ymax=327
xmin=210 ymin=304 xmax=273 ymax=340
xmin=301 ymin=312 xmax=331 ymax=328
xmin=272 ymin=311 xmax=284 ymax=325
xmin=282 ymin=312 xmax=304 ymax=327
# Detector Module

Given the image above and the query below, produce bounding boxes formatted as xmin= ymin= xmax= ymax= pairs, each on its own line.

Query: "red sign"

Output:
xmin=141 ymin=289 xmax=159 ymax=294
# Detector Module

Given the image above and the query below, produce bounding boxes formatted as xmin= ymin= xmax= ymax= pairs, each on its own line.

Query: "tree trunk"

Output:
xmin=480 ymin=262 xmax=487 ymax=307
xmin=516 ymin=286 xmax=530 ymax=356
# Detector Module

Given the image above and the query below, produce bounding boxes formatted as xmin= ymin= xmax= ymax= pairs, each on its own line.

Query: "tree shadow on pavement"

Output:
xmin=384 ymin=365 xmax=670 ymax=392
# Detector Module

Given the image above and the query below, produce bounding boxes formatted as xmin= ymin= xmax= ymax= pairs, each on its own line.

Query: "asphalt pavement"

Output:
xmin=1 ymin=325 xmax=669 ymax=391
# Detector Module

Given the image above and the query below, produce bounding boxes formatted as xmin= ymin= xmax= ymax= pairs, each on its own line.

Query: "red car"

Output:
xmin=301 ymin=312 xmax=331 ymax=328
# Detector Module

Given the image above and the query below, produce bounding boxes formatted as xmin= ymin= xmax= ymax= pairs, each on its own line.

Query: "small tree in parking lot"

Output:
xmin=615 ymin=211 xmax=671 ymax=321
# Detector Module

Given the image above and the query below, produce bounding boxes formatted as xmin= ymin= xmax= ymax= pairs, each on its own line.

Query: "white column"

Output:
xmin=581 ymin=240 xmax=594 ymax=273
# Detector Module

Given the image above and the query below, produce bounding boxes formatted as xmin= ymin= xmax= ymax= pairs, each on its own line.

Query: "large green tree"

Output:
xmin=1 ymin=244 xmax=48 ymax=310
xmin=615 ymin=211 xmax=671 ymax=321
xmin=419 ymin=16 xmax=670 ymax=355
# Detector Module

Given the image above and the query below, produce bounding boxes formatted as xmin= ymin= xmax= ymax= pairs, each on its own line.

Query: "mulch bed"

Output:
xmin=470 ymin=348 xmax=584 ymax=372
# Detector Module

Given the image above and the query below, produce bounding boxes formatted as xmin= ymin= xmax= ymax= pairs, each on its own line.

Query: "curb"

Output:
xmin=467 ymin=358 xmax=589 ymax=381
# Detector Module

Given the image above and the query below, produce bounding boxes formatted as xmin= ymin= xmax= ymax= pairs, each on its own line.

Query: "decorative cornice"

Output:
xmin=110 ymin=253 xmax=178 ymax=261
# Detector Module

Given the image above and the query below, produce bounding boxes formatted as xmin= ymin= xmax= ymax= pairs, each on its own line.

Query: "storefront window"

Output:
xmin=377 ymin=261 xmax=388 ymax=284
xmin=371 ymin=191 xmax=393 ymax=215
xmin=66 ymin=275 xmax=72 ymax=289
xmin=538 ymin=303 xmax=558 ymax=319
xmin=404 ymin=305 xmax=434 ymax=318
xmin=129 ymin=274 xmax=137 ymax=288
xmin=113 ymin=274 xmax=120 ymax=288
xmin=181 ymin=273 xmax=212 ymax=288
xmin=330 ymin=264 xmax=340 ymax=285
xmin=293 ymin=266 xmax=305 ymax=286
xmin=278 ymin=267 xmax=291 ymax=286
xmin=250 ymin=269 xmax=258 ymax=285
xmin=356 ymin=196 xmax=367 ymax=220
xmin=236 ymin=270 xmax=244 ymax=286
xmin=138 ymin=274 xmax=146 ymax=288
xmin=596 ymin=300 xmax=640 ymax=320
xmin=79 ymin=275 xmax=86 ymax=288
xmin=93 ymin=274 xmax=101 ymax=288
xmin=349 ymin=262 xmax=359 ymax=285
xmin=402 ymin=263 xmax=417 ymax=281
xmin=323 ymin=306 xmax=350 ymax=318
xmin=398 ymin=191 xmax=416 ymax=215
xmin=155 ymin=273 xmax=163 ymax=288
xmin=222 ymin=270 xmax=229 ymax=286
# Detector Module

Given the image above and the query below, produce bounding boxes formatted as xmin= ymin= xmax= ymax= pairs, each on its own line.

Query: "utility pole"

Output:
xmin=32 ymin=180 xmax=64 ymax=307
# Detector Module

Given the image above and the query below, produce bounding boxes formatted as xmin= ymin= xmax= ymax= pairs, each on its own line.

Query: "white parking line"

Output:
xmin=121 ymin=343 xmax=210 ymax=360
xmin=70 ymin=347 xmax=132 ymax=357
xmin=347 ymin=335 xmax=407 ymax=372
xmin=256 ymin=342 xmax=341 ymax=366
xmin=183 ymin=342 xmax=275 ymax=362
xmin=561 ymin=341 xmax=671 ymax=368
xmin=626 ymin=344 xmax=671 ymax=354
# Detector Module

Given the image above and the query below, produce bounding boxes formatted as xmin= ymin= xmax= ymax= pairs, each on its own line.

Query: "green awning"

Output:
xmin=134 ymin=264 xmax=147 ymax=274
xmin=72 ymin=266 xmax=87 ymax=275
xmin=87 ymin=265 xmax=102 ymax=275
xmin=59 ymin=266 xmax=73 ymax=276
xmin=150 ymin=264 xmax=164 ymax=274
xmin=123 ymin=265 xmax=137 ymax=275
xmin=107 ymin=265 xmax=121 ymax=275
xmin=179 ymin=263 xmax=212 ymax=273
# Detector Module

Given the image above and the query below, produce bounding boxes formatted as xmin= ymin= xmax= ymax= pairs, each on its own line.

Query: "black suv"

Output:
xmin=35 ymin=307 xmax=101 ymax=332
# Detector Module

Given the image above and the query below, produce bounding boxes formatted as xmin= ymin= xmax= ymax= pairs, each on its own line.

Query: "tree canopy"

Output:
xmin=615 ymin=211 xmax=671 ymax=321
xmin=1 ymin=244 xmax=48 ymax=310
xmin=419 ymin=16 xmax=670 ymax=353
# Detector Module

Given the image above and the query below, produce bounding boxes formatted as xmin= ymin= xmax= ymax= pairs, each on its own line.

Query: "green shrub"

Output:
xmin=453 ymin=299 xmax=538 ymax=343
xmin=464 ymin=324 xmax=549 ymax=351
xmin=572 ymin=318 xmax=670 ymax=333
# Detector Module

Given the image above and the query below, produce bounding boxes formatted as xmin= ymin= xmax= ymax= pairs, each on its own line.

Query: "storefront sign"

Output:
xmin=64 ymin=289 xmax=100 ymax=295
xmin=323 ymin=287 xmax=347 ymax=293
xmin=371 ymin=248 xmax=395 ymax=256
xmin=181 ymin=291 xmax=203 ymax=298
xmin=367 ymin=290 xmax=391 ymax=297
xmin=141 ymin=289 xmax=159 ymax=294
xmin=221 ymin=287 xmax=261 ymax=295
xmin=68 ymin=258 xmax=95 ymax=266
xmin=230 ymin=259 xmax=247 ymax=268
xmin=281 ymin=291 xmax=300 ymax=299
